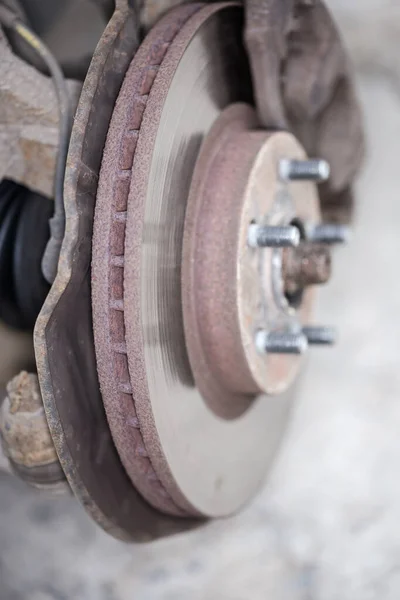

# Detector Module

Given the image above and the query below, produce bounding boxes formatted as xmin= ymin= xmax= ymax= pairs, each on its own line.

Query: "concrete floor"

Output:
xmin=1 ymin=2 xmax=400 ymax=599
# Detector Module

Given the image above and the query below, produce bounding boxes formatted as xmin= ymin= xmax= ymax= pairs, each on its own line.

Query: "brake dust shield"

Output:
xmin=34 ymin=0 xmax=200 ymax=542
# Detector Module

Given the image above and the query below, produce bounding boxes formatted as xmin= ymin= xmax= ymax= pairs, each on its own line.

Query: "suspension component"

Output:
xmin=0 ymin=180 xmax=51 ymax=330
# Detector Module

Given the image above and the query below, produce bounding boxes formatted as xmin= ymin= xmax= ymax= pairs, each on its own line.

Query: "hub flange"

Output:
xmin=182 ymin=103 xmax=321 ymax=420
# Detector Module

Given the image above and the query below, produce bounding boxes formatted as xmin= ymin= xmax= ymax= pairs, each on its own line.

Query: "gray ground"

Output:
xmin=1 ymin=1 xmax=400 ymax=599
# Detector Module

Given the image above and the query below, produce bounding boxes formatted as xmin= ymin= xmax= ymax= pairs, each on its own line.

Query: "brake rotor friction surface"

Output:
xmin=93 ymin=1 xmax=268 ymax=518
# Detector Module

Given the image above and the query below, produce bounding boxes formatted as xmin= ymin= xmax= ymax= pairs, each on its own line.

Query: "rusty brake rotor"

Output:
xmin=93 ymin=1 xmax=255 ymax=518
xmin=33 ymin=0 xmax=363 ymax=540
xmin=92 ymin=1 xmax=330 ymax=519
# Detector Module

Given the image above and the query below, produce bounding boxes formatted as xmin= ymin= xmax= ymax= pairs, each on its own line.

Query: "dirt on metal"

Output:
xmin=0 ymin=371 xmax=66 ymax=489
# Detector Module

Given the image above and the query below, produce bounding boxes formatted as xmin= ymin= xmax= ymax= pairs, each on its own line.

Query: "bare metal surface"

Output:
xmin=302 ymin=325 xmax=336 ymax=345
xmin=248 ymin=224 xmax=300 ymax=248
xmin=308 ymin=223 xmax=351 ymax=244
xmin=279 ymin=158 xmax=330 ymax=183
xmin=256 ymin=330 xmax=309 ymax=355
xmin=0 ymin=31 xmax=81 ymax=198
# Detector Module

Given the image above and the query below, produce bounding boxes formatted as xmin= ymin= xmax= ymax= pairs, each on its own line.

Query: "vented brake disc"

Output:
xmin=93 ymin=2 xmax=254 ymax=518
xmin=34 ymin=0 xmax=361 ymax=540
xmin=93 ymin=1 xmax=320 ymax=518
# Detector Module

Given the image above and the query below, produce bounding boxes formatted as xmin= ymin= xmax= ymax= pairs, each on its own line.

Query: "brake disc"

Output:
xmin=34 ymin=0 xmax=362 ymax=540
xmin=93 ymin=1 xmax=252 ymax=518
xmin=93 ymin=1 xmax=321 ymax=519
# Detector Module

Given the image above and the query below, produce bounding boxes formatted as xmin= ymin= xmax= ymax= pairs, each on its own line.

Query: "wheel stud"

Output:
xmin=307 ymin=224 xmax=351 ymax=245
xmin=279 ymin=158 xmax=330 ymax=183
xmin=302 ymin=326 xmax=336 ymax=346
xmin=248 ymin=224 xmax=300 ymax=248
xmin=255 ymin=330 xmax=308 ymax=355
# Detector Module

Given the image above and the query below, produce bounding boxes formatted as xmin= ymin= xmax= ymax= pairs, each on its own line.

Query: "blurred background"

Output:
xmin=1 ymin=0 xmax=400 ymax=598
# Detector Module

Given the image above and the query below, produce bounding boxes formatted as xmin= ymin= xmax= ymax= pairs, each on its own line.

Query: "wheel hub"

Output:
xmin=182 ymin=102 xmax=320 ymax=415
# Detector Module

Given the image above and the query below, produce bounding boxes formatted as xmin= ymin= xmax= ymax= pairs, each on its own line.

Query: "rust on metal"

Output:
xmin=0 ymin=371 xmax=66 ymax=489
xmin=182 ymin=103 xmax=320 ymax=414
xmin=282 ymin=242 xmax=332 ymax=296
